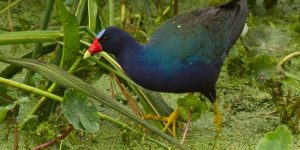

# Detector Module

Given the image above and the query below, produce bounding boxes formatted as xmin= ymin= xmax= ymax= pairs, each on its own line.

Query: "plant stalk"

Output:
xmin=0 ymin=31 xmax=63 ymax=45
xmin=0 ymin=0 xmax=23 ymax=14
xmin=278 ymin=51 xmax=300 ymax=67
xmin=0 ymin=77 xmax=63 ymax=102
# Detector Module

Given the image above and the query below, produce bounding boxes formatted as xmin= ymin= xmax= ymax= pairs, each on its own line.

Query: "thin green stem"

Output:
xmin=278 ymin=51 xmax=300 ymax=67
xmin=0 ymin=0 xmax=23 ymax=14
xmin=0 ymin=30 xmax=63 ymax=45
xmin=68 ymin=56 xmax=82 ymax=73
xmin=277 ymin=51 xmax=300 ymax=74
xmin=0 ymin=77 xmax=62 ymax=102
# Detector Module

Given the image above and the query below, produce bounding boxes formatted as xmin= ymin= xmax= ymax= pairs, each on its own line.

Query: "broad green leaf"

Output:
xmin=256 ymin=125 xmax=293 ymax=150
xmin=0 ymin=58 xmax=184 ymax=149
xmin=56 ymin=0 xmax=80 ymax=66
xmin=243 ymin=27 xmax=291 ymax=56
xmin=0 ymin=106 xmax=9 ymax=123
xmin=248 ymin=54 xmax=277 ymax=81
xmin=177 ymin=95 xmax=207 ymax=122
xmin=62 ymin=88 xmax=99 ymax=133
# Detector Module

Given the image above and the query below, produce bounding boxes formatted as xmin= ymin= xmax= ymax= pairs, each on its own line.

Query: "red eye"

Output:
xmin=101 ymin=36 xmax=109 ymax=42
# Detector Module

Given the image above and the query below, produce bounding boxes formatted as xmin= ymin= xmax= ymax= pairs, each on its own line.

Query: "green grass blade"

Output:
xmin=0 ymin=0 xmax=23 ymax=14
xmin=74 ymin=0 xmax=86 ymax=22
xmin=108 ymin=0 xmax=114 ymax=26
xmin=0 ymin=58 xmax=186 ymax=149
xmin=0 ymin=44 xmax=56 ymax=78
xmin=88 ymin=0 xmax=98 ymax=32
xmin=0 ymin=31 xmax=63 ymax=45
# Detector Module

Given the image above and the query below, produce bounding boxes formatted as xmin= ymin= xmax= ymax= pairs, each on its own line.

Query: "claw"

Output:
xmin=162 ymin=108 xmax=179 ymax=137
xmin=144 ymin=108 xmax=179 ymax=137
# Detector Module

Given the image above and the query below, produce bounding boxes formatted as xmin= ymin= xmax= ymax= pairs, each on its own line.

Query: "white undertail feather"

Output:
xmin=240 ymin=23 xmax=248 ymax=37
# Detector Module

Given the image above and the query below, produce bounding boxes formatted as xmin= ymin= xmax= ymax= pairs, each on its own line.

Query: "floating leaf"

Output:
xmin=177 ymin=95 xmax=207 ymax=122
xmin=243 ymin=27 xmax=291 ymax=56
xmin=62 ymin=88 xmax=99 ymax=133
xmin=248 ymin=54 xmax=277 ymax=81
xmin=256 ymin=125 xmax=293 ymax=150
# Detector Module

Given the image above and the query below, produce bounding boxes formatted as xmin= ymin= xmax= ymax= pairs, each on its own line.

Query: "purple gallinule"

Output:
xmin=84 ymin=0 xmax=247 ymax=136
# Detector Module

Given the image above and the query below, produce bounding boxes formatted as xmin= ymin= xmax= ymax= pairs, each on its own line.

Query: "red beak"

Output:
xmin=88 ymin=39 xmax=103 ymax=54
xmin=83 ymin=39 xmax=103 ymax=59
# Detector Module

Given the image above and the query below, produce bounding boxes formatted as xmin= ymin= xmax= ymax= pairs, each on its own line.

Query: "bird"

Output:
xmin=84 ymin=0 xmax=247 ymax=137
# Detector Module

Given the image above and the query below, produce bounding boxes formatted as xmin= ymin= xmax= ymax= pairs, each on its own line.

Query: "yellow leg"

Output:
xmin=213 ymin=100 xmax=222 ymax=134
xmin=143 ymin=108 xmax=179 ymax=137
xmin=162 ymin=108 xmax=178 ymax=137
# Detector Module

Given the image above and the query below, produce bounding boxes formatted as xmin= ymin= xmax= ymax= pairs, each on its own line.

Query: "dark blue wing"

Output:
xmin=144 ymin=0 xmax=247 ymax=65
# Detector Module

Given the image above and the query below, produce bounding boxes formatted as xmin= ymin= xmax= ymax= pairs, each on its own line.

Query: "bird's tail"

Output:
xmin=221 ymin=0 xmax=248 ymax=54
xmin=220 ymin=0 xmax=246 ymax=8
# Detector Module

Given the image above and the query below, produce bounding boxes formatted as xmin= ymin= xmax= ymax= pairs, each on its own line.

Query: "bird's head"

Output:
xmin=83 ymin=27 xmax=131 ymax=59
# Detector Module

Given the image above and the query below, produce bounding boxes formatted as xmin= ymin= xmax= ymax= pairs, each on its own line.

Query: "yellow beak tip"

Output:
xmin=83 ymin=51 xmax=91 ymax=59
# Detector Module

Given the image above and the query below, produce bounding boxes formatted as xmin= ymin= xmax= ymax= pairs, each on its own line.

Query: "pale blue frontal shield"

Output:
xmin=96 ymin=29 xmax=106 ymax=39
